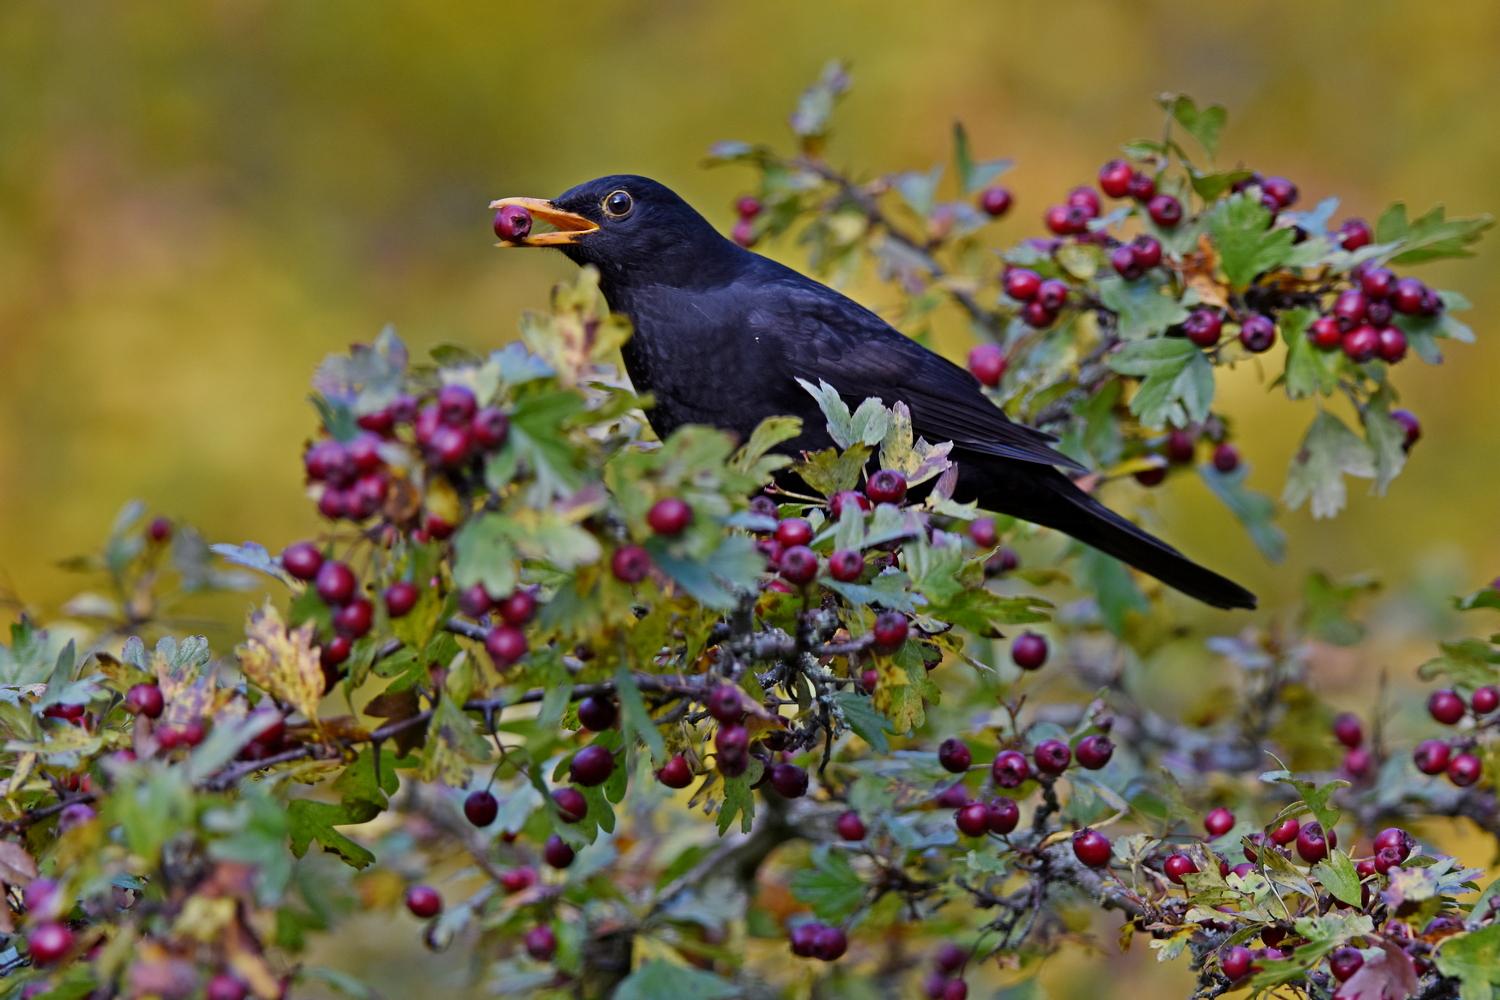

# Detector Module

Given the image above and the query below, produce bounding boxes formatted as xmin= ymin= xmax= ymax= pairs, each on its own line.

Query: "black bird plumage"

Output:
xmin=519 ymin=174 xmax=1256 ymax=610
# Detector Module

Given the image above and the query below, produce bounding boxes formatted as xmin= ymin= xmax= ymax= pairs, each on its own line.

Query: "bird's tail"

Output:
xmin=955 ymin=455 xmax=1257 ymax=610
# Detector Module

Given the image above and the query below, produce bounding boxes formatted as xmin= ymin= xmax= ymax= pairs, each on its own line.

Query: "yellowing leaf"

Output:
xmin=880 ymin=402 xmax=953 ymax=487
xmin=238 ymin=601 xmax=325 ymax=723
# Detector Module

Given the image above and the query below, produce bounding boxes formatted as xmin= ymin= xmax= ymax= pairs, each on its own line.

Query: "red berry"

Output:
xmin=866 ymin=469 xmax=908 ymax=505
xmin=1045 ymin=203 xmax=1089 ymax=236
xmin=414 ymin=405 xmax=441 ymax=446
xmin=1269 ymin=818 xmax=1300 ymax=846
xmin=860 ymin=668 xmax=878 ymax=693
xmin=942 ymin=980 xmax=968 ymax=1000
xmin=206 ymin=975 xmax=248 ymax=1000
xmin=1099 ymin=160 xmax=1133 ymax=198
xmin=1472 ymin=686 xmax=1500 ymax=714
xmin=812 ymin=926 xmax=847 ymax=962
xmin=836 ymin=811 xmax=867 ymax=841
xmin=493 ymin=205 xmax=532 ymax=241
xmin=1309 ymin=316 xmax=1343 ymax=350
xmin=1131 ymin=235 xmax=1163 ymax=268
xmin=991 ymin=750 xmax=1030 ymax=788
xmin=1002 ymin=268 xmax=1042 ymax=302
xmin=1205 ymin=807 xmax=1235 ymax=838
xmin=147 ymin=516 xmax=172 ymax=543
xmin=1020 ymin=300 xmax=1057 ymax=328
xmin=315 ymin=561 xmax=356 ymax=606
xmin=968 ymin=343 xmax=1007 ymax=386
xmin=1360 ymin=266 xmax=1396 ymax=300
xmin=519 ymin=924 xmax=556 ymax=962
xmin=437 ymin=384 xmax=477 ymax=427
xmin=1184 ymin=309 xmax=1224 ymax=348
xmin=1134 ymin=465 xmax=1167 ymax=487
xmin=1036 ymin=278 xmax=1069 ymax=311
xmin=934 ymin=943 xmax=966 ymax=975
xmin=707 ymin=685 xmax=744 ymax=724
xmin=1011 ymin=632 xmax=1048 ymax=670
xmin=962 ymin=521 xmax=996 ymax=551
xmin=1163 ymin=853 xmax=1197 ymax=885
xmin=935 ymin=785 xmax=970 ymax=809
xmin=1164 ymin=430 xmax=1195 ymax=465
xmin=611 ymin=545 xmax=651 ymax=583
xmin=1342 ymin=324 xmax=1379 ymax=362
xmin=282 ymin=542 xmax=324 ymax=581
xmin=424 ymin=513 xmax=456 ymax=539
xmin=1447 ymin=753 xmax=1482 ymax=787
xmin=1330 ymin=947 xmax=1364 ymax=982
xmin=1339 ymin=219 xmax=1372 ymax=252
xmin=986 ymin=796 xmax=1020 ymax=835
xmin=1261 ymin=176 xmax=1297 ymax=209
xmin=1333 ymin=290 xmax=1369 ymax=330
xmin=790 ymin=922 xmax=821 ymax=958
xmin=553 ymin=787 xmax=587 ymax=823
xmin=1296 ymin=822 xmax=1331 ymax=864
xmin=428 ymin=424 xmax=472 ymax=467
xmin=736 ymin=195 xmax=762 ymax=218
xmin=464 ymin=790 xmax=498 ymax=827
xmin=938 ymin=738 xmax=972 ymax=773
xmin=497 ymin=589 xmax=537 ymax=626
xmin=985 ymin=547 xmax=1019 ymax=576
xmin=57 ymin=803 xmax=95 ymax=833
xmin=1238 ymin=314 xmax=1276 ymax=352
xmin=778 ymin=545 xmax=819 ymax=585
xmin=320 ymin=636 xmax=352 ymax=679
xmin=872 ymin=612 xmax=909 ymax=653
xmin=571 ymin=745 xmax=616 ymax=787
xmin=305 ymin=440 xmax=352 ymax=484
xmin=1221 ymin=945 xmax=1254 ymax=981
xmin=979 ymin=187 xmax=1013 ymax=217
xmin=1392 ymin=277 xmax=1426 ymax=314
xmin=1390 ymin=409 xmax=1421 ymax=450
xmin=384 ymin=582 xmax=419 ymax=618
xmin=458 ymin=583 xmax=493 ymax=618
xmin=775 ymin=518 xmax=814 ymax=547
xmin=1212 ymin=443 xmax=1240 ymax=473
xmin=1033 ymin=739 xmax=1071 ymax=775
xmin=1374 ymin=827 xmax=1415 ymax=860
xmin=1072 ymin=829 xmax=1112 ymax=867
xmin=1344 ymin=746 xmax=1372 ymax=778
xmin=1075 ymin=734 xmax=1114 ymax=770
xmin=828 ymin=549 xmax=865 ymax=582
xmin=1376 ymin=326 xmax=1408 ymax=363
xmin=771 ymin=763 xmax=809 ymax=798
xmin=731 ymin=218 xmax=756 ymax=247
xmin=357 ymin=406 xmax=395 ymax=435
xmin=333 ymin=597 xmax=373 ymax=639
xmin=1110 ymin=245 xmax=1143 ymax=281
xmin=471 ymin=407 xmax=510 ymax=449
xmin=1126 ymin=172 xmax=1156 ymax=201
xmin=657 ymin=754 xmax=694 ymax=788
xmin=485 ymin=626 xmax=528 ymax=667
xmin=405 ymin=885 xmax=442 ymax=918
xmin=956 ymin=802 xmax=989 ymax=837
xmin=1428 ymin=689 xmax=1466 ymax=725
xmin=125 ymin=683 xmax=164 ymax=719
xmin=1147 ymin=194 xmax=1182 ymax=227
xmin=647 ymin=497 xmax=693 ymax=535
xmin=828 ymin=491 xmax=871 ymax=520
xmin=1415 ymin=740 xmax=1453 ymax=776
xmin=576 ymin=696 xmax=617 ymax=732
xmin=716 ymin=723 xmax=750 ymax=760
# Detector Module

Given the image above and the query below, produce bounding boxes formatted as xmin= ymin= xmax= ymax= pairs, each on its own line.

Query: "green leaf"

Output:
xmin=824 ymin=568 xmax=919 ymax=613
xmin=614 ymin=961 xmax=738 ymax=1000
xmin=1108 ymin=339 xmax=1215 ymax=430
xmin=287 ymin=799 xmax=378 ymax=869
xmin=1077 ymin=547 xmax=1148 ymax=635
xmin=795 ymin=445 xmax=871 ymax=497
xmin=879 ymin=402 xmax=953 ymax=487
xmin=1437 ymin=924 xmax=1500 ymax=1000
xmin=648 ymin=535 xmax=762 ymax=610
xmin=1261 ymin=771 xmax=1347 ymax=833
xmin=731 ymin=416 xmax=801 ymax=478
xmin=1096 ymin=276 xmax=1191 ymax=341
xmin=1159 ymin=93 xmax=1227 ymax=158
xmin=418 ymin=692 xmax=491 ymax=787
xmin=789 ymin=61 xmax=850 ymax=140
xmin=1280 ymin=308 xmax=1342 ymax=400
xmin=1282 ymin=411 xmax=1375 ymax=519
xmin=905 ymin=533 xmax=965 ymax=604
xmin=790 ymin=845 xmax=865 ymax=921
xmin=1198 ymin=464 xmax=1285 ymax=563
xmin=452 ymin=515 xmax=518 ymax=598
xmin=1454 ymin=586 xmax=1500 ymax=613
xmin=616 ymin=664 xmax=666 ymax=765
xmin=1362 ymin=389 xmax=1408 ymax=496
xmin=952 ymin=122 xmax=1013 ymax=195
xmin=1376 ymin=202 xmax=1494 ymax=265
xmin=1301 ymin=570 xmax=1377 ymax=647
xmin=832 ymin=690 xmax=892 ymax=754
xmin=716 ymin=767 xmax=756 ymax=835
xmin=1418 ymin=639 xmax=1500 ymax=688
xmin=1208 ymin=193 xmax=1296 ymax=289
xmin=796 ymin=380 xmax=889 ymax=449
xmin=924 ymin=589 xmax=1051 ymax=637
xmin=1311 ymin=849 xmax=1363 ymax=907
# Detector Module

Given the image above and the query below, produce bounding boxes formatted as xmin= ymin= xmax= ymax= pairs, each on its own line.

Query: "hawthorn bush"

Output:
xmin=2 ymin=64 xmax=1497 ymax=1000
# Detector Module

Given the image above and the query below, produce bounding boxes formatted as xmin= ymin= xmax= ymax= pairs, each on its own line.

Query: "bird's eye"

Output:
xmin=603 ymin=190 xmax=633 ymax=218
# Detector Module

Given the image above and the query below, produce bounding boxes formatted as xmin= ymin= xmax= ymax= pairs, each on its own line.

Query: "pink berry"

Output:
xmin=405 ymin=885 xmax=442 ymax=918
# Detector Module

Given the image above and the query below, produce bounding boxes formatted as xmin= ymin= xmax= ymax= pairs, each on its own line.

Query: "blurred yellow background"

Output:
xmin=1 ymin=1 xmax=1496 ymax=995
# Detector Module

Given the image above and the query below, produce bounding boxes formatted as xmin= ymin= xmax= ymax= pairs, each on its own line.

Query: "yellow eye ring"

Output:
xmin=603 ymin=190 xmax=633 ymax=218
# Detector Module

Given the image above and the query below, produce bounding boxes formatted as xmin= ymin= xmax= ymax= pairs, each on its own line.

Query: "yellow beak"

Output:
xmin=488 ymin=197 xmax=600 ymax=247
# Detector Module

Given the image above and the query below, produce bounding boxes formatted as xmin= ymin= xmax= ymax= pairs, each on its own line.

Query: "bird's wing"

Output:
xmin=750 ymin=278 xmax=1084 ymax=471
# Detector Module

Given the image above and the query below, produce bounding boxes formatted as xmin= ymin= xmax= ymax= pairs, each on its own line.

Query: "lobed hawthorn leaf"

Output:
xmin=614 ymin=961 xmax=738 ymax=1000
xmin=952 ymin=122 xmax=1013 ymax=196
xmin=1436 ymin=923 xmax=1500 ymax=1000
xmin=716 ymin=762 xmax=758 ymax=835
xmin=832 ymin=690 xmax=893 ymax=754
xmin=1362 ymin=387 xmax=1407 ymax=496
xmin=1208 ymin=193 xmax=1295 ymax=289
xmin=791 ymin=845 xmax=865 ymax=921
xmin=1158 ymin=93 xmax=1228 ymax=159
xmin=796 ymin=445 xmax=871 ymax=497
xmin=1417 ymin=639 xmax=1500 ymax=689
xmin=1198 ymin=463 xmax=1286 ymax=564
xmin=1283 ymin=410 xmax=1376 ymax=519
xmin=237 ymin=601 xmax=324 ymax=724
xmin=731 ymin=415 xmax=801 ymax=478
xmin=1076 ymin=546 xmax=1148 ymax=636
xmin=1453 ymin=586 xmax=1500 ymax=613
xmin=1376 ymin=202 xmax=1494 ymax=265
xmin=924 ymin=589 xmax=1051 ymax=637
xmin=1096 ymin=276 xmax=1190 ymax=341
xmin=789 ymin=60 xmax=850 ymax=140
xmin=1311 ymin=850 xmax=1363 ymax=908
xmin=1279 ymin=308 xmax=1342 ymax=400
xmin=880 ymin=401 xmax=953 ymax=487
xmin=1395 ymin=289 xmax=1476 ymax=364
xmin=1108 ymin=338 xmax=1215 ymax=430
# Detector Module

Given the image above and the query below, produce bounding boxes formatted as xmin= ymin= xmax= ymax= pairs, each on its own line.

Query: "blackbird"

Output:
xmin=491 ymin=175 xmax=1255 ymax=610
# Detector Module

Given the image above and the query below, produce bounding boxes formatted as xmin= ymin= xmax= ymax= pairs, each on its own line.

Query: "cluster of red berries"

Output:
xmin=1410 ymin=685 xmax=1496 ymax=787
xmin=732 ymin=196 xmax=762 ymax=248
xmin=1305 ymin=261 xmax=1443 ymax=366
xmin=1332 ymin=711 xmax=1373 ymax=779
xmin=1132 ymin=428 xmax=1240 ymax=487
xmin=606 ymin=494 xmax=700 ymax=587
xmin=702 ymin=684 xmax=811 ymax=794
xmin=458 ymin=583 xmax=537 ymax=668
xmin=788 ymin=919 xmax=848 ymax=962
xmin=998 ymin=265 xmax=1070 ymax=329
xmin=935 ymin=728 xmax=1113 ymax=841
xmin=277 ymin=545 xmax=373 ymax=685
xmin=1098 ymin=158 xmax=1187 ymax=228
xmin=922 ymin=943 xmax=970 ymax=1000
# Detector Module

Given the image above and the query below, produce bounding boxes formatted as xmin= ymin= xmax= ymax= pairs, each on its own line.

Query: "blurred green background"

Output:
xmin=1 ymin=1 xmax=1496 ymax=996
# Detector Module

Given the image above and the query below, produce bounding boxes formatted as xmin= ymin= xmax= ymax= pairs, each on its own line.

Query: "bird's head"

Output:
xmin=489 ymin=175 xmax=734 ymax=286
